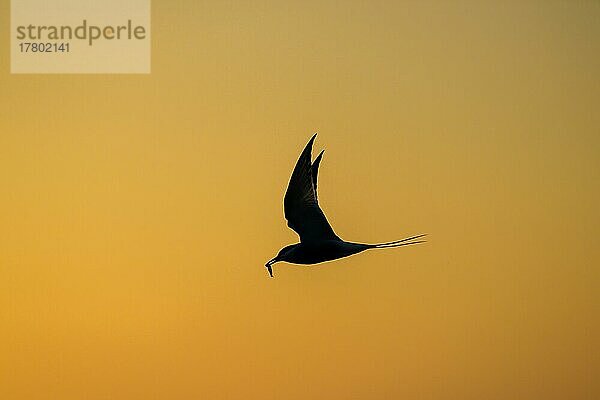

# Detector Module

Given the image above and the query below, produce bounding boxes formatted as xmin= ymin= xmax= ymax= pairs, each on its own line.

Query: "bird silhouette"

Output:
xmin=265 ymin=133 xmax=425 ymax=277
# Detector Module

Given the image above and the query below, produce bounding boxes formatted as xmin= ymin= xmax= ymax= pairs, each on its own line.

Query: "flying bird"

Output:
xmin=265 ymin=133 xmax=425 ymax=277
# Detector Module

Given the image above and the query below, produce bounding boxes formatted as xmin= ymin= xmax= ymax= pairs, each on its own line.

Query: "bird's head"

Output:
xmin=265 ymin=244 xmax=298 ymax=277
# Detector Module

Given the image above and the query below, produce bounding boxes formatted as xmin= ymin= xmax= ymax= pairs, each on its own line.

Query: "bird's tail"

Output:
xmin=368 ymin=234 xmax=427 ymax=249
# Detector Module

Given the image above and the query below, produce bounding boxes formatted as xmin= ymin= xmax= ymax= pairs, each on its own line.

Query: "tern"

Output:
xmin=265 ymin=134 xmax=425 ymax=277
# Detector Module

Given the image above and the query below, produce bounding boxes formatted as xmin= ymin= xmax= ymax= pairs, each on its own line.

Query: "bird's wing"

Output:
xmin=284 ymin=134 xmax=340 ymax=243
xmin=311 ymin=149 xmax=324 ymax=200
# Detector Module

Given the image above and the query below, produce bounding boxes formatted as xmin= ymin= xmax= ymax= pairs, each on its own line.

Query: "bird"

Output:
xmin=265 ymin=133 xmax=425 ymax=277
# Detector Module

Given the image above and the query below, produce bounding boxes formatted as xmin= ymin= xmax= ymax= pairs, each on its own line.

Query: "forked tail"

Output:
xmin=369 ymin=234 xmax=427 ymax=249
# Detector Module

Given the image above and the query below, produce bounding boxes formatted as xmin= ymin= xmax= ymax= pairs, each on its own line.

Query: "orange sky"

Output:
xmin=1 ymin=1 xmax=598 ymax=399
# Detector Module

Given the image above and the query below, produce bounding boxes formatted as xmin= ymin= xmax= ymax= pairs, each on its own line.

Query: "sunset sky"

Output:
xmin=1 ymin=1 xmax=598 ymax=399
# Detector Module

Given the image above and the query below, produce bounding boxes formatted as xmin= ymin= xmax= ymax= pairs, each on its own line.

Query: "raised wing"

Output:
xmin=284 ymin=134 xmax=340 ymax=243
xmin=311 ymin=149 xmax=324 ymax=200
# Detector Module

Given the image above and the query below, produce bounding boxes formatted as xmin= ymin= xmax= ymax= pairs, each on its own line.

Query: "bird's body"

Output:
xmin=276 ymin=241 xmax=370 ymax=265
xmin=265 ymin=134 xmax=425 ymax=277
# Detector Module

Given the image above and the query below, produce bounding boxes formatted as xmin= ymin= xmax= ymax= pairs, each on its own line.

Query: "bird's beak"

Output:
xmin=265 ymin=258 xmax=277 ymax=278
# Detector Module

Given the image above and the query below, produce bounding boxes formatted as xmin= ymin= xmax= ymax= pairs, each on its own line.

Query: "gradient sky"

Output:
xmin=1 ymin=1 xmax=598 ymax=399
